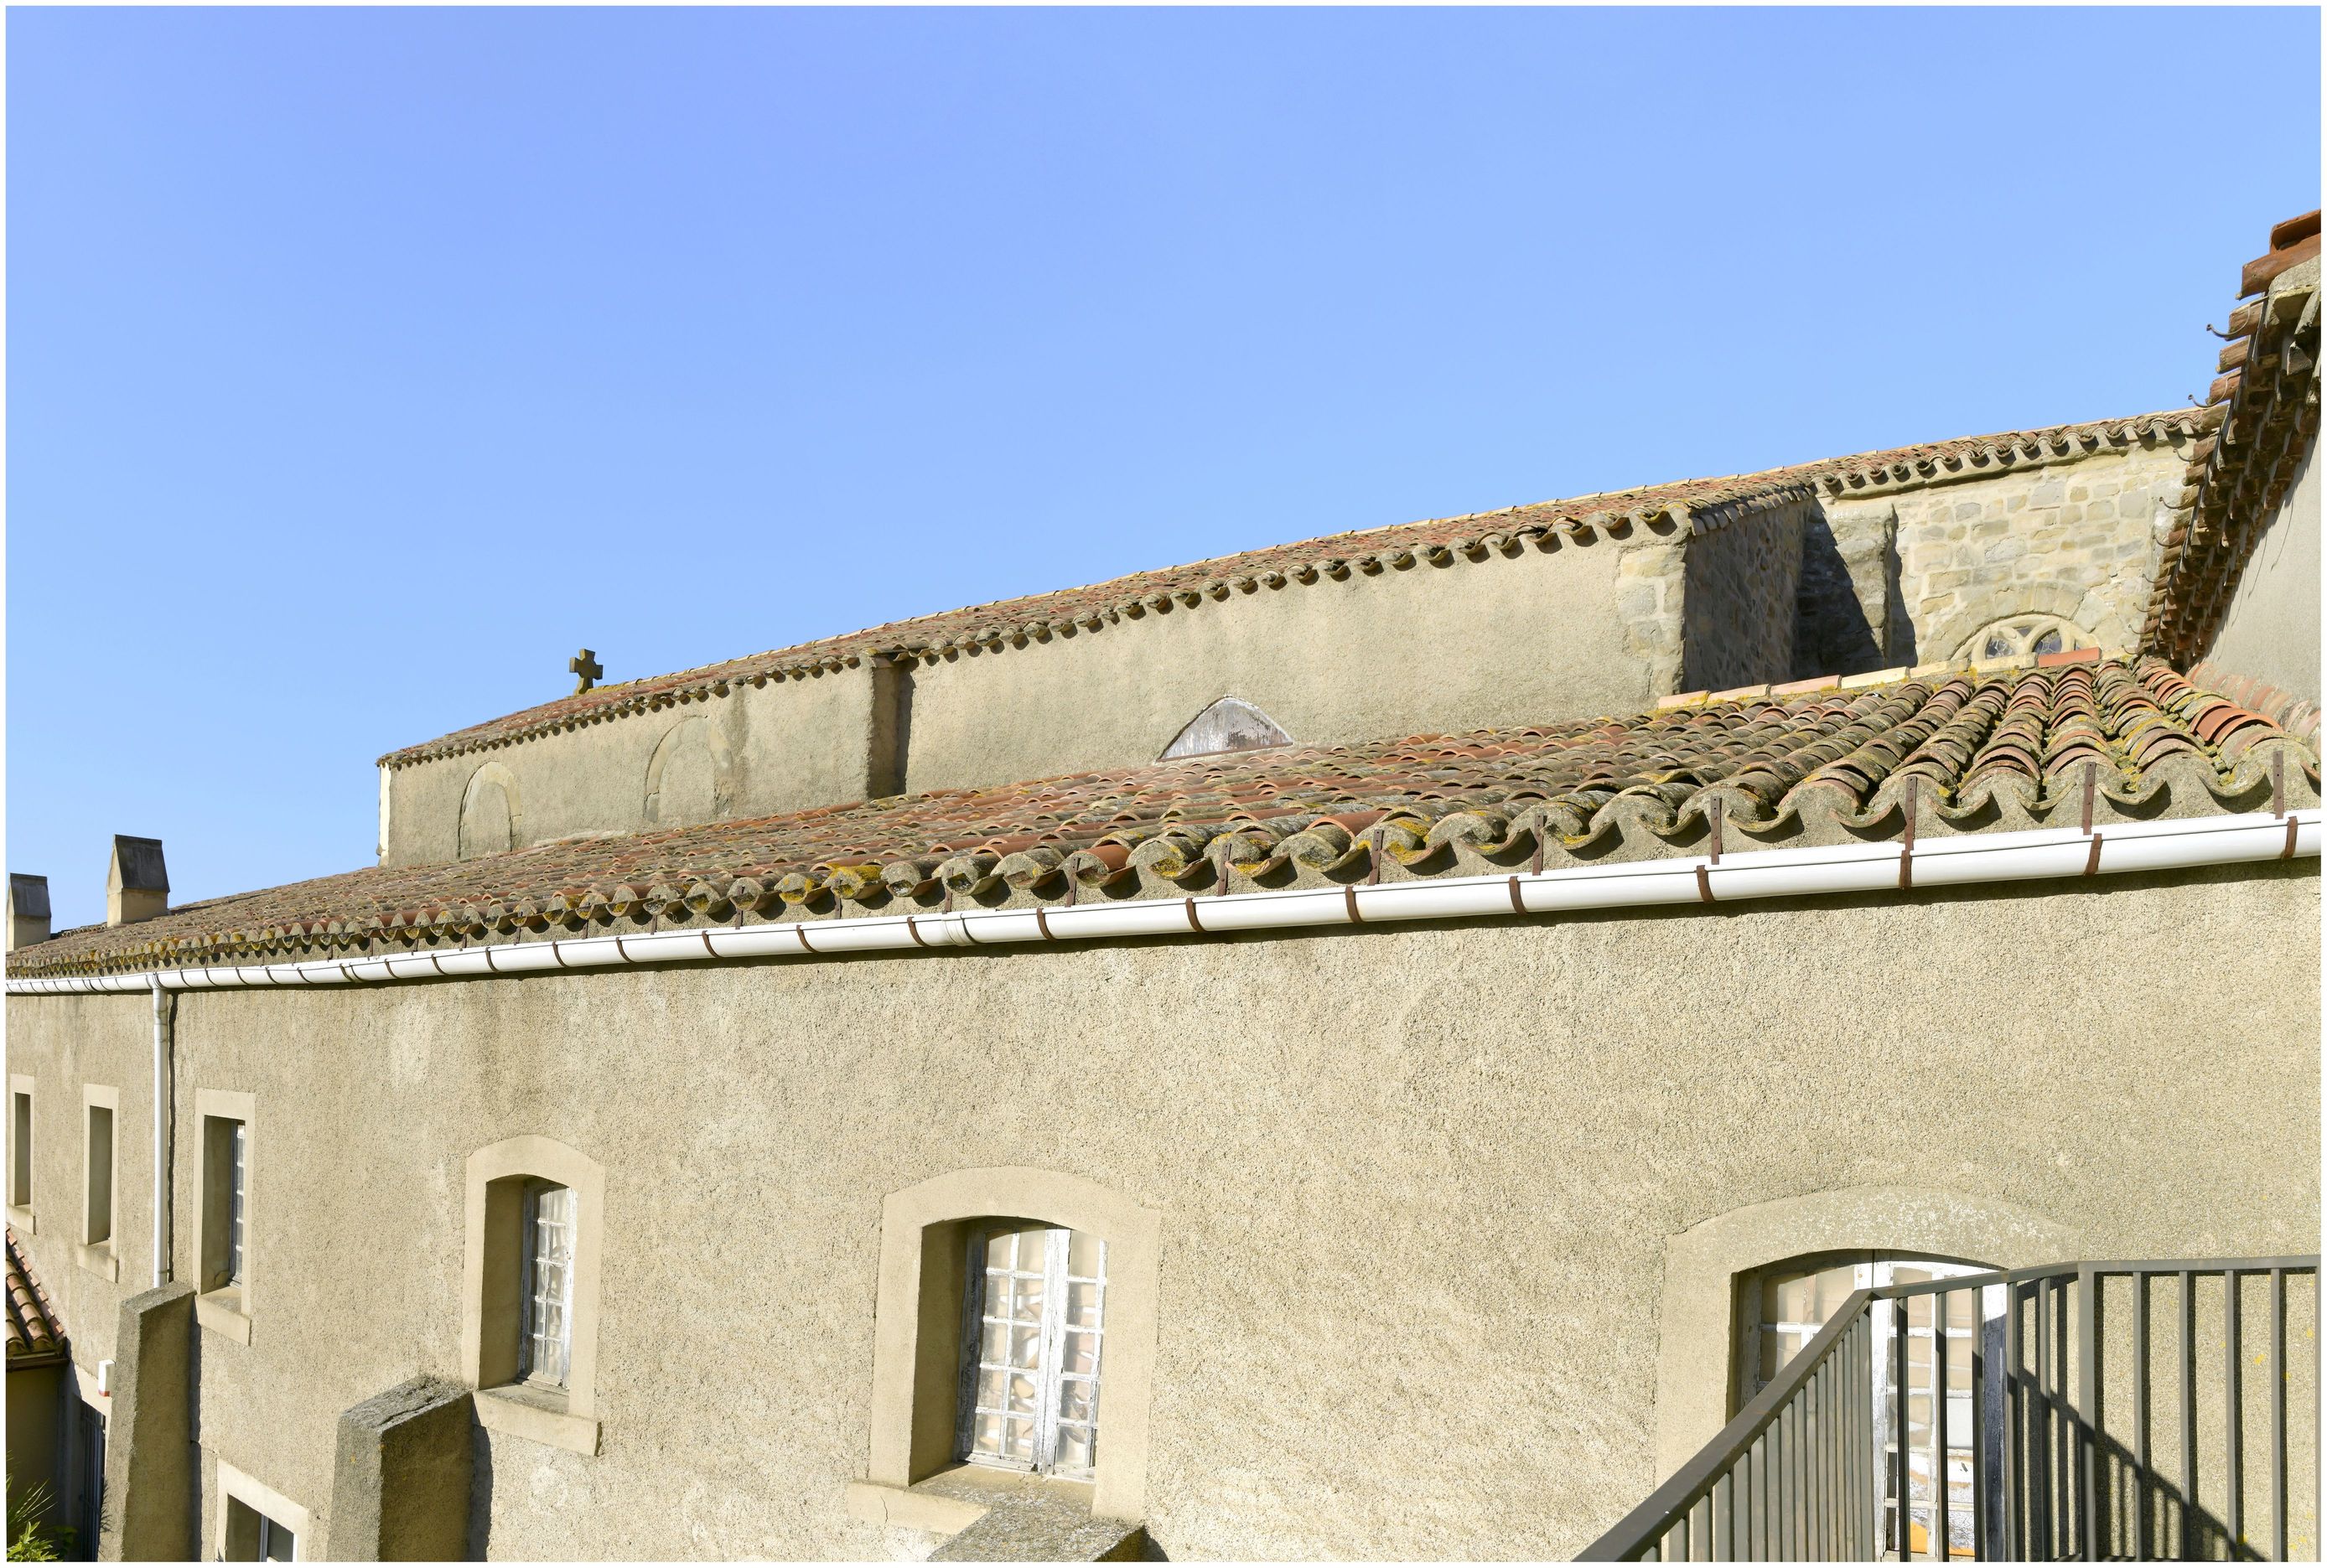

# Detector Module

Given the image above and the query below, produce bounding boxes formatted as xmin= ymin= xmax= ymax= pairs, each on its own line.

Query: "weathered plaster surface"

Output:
xmin=2205 ymin=436 xmax=2319 ymax=701
xmin=384 ymin=666 xmax=881 ymax=867
xmin=6 ymin=862 xmax=2314 ymax=1560
xmin=901 ymin=539 xmax=1637 ymax=797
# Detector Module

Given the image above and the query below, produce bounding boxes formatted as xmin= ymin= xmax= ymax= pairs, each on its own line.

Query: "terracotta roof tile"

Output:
xmin=17 ymin=656 xmax=2314 ymax=981
xmin=2144 ymin=211 xmax=2321 ymax=662
xmin=5 ymin=1230 xmax=65 ymax=1367
xmin=382 ymin=411 xmax=2205 ymax=769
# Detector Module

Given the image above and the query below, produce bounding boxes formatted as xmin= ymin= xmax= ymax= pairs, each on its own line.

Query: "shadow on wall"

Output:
xmin=1791 ymin=508 xmax=1914 ymax=681
xmin=468 ymin=1421 xmax=493 ymax=1557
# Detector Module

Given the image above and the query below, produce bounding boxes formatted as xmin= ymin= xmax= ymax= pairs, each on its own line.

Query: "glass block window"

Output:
xmin=518 ymin=1181 xmax=575 ymax=1388
xmin=1955 ymin=613 xmax=2095 ymax=662
xmin=958 ymin=1224 xmax=1108 ymax=1479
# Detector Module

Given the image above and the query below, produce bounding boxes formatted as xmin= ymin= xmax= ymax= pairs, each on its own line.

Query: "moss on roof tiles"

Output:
xmin=15 ymin=655 xmax=2314 ymax=982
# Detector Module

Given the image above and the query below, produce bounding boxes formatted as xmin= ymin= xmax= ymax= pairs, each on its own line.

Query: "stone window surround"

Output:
xmin=194 ymin=1088 xmax=257 ymax=1345
xmin=848 ymin=1167 xmax=1162 ymax=1534
xmin=213 ymin=1456 xmax=311 ymax=1561
xmin=1651 ymin=1184 xmax=2072 ymax=1480
xmin=460 ymin=1134 xmax=605 ymax=1457
xmin=77 ymin=1082 xmax=119 ymax=1282
xmin=9 ymin=1072 xmax=36 ymax=1234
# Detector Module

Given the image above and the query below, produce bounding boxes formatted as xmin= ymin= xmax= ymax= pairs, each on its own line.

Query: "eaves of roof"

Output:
xmin=5 ymin=1230 xmax=65 ymax=1369
xmin=2143 ymin=210 xmax=2322 ymax=663
xmin=19 ymin=653 xmax=2313 ymax=984
xmin=381 ymin=411 xmax=2205 ymax=771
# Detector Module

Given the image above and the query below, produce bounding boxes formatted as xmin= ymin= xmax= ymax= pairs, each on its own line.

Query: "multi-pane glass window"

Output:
xmin=1740 ymin=1254 xmax=1991 ymax=1560
xmin=10 ymin=1091 xmax=30 ymax=1208
xmin=517 ymin=1181 xmax=575 ymax=1388
xmin=224 ymin=1495 xmax=296 ymax=1561
xmin=84 ymin=1105 xmax=113 ymax=1246
xmin=958 ymin=1225 xmax=1107 ymax=1478
xmin=225 ymin=1121 xmax=246 ymax=1285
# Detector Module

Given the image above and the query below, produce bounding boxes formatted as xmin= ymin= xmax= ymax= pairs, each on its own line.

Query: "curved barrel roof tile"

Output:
xmin=14 ymin=655 xmax=2314 ymax=981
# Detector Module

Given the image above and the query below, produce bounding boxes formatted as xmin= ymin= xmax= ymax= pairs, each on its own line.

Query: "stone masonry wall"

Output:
xmin=1679 ymin=498 xmax=1808 ymax=692
xmin=1816 ymin=441 xmax=2192 ymax=668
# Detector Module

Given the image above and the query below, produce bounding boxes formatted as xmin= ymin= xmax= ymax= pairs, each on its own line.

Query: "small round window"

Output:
xmin=1955 ymin=614 xmax=2095 ymax=662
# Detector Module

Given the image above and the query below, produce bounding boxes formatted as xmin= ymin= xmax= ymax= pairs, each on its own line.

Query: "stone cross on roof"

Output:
xmin=569 ymin=648 xmax=604 ymax=695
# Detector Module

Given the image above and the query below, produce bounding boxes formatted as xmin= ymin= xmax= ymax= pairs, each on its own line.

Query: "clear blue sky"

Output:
xmin=8 ymin=7 xmax=2319 ymax=931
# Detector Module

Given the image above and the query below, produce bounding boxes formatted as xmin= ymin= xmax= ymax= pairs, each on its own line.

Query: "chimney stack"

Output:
xmin=8 ymin=875 xmax=50 ymax=951
xmin=107 ymin=836 xmax=168 ymax=927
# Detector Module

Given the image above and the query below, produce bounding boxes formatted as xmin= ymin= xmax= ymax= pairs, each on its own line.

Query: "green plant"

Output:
xmin=5 ymin=1475 xmax=73 ymax=1563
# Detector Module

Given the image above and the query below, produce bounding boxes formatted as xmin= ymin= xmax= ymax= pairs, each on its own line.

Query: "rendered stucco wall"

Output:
xmin=382 ymin=665 xmax=883 ymax=868
xmin=4 ymin=862 xmax=2315 ymax=1561
xmin=899 ymin=536 xmax=1638 ymax=796
xmin=2205 ymin=437 xmax=2320 ymax=701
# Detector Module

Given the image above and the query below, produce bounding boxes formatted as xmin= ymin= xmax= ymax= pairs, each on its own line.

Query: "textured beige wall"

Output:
xmin=2206 ymin=437 xmax=2319 ymax=701
xmin=382 ymin=665 xmax=880 ymax=867
xmin=902 ymin=541 xmax=1635 ymax=796
xmin=5 ymin=862 xmax=2315 ymax=1560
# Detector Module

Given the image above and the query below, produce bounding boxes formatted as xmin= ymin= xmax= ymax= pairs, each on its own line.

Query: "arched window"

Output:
xmin=1739 ymin=1250 xmax=1996 ymax=1558
xmin=1954 ymin=613 xmax=2096 ymax=663
xmin=1159 ymin=696 xmax=1292 ymax=761
xmin=461 ymin=1135 xmax=605 ymax=1457
xmin=854 ymin=1167 xmax=1160 ymax=1532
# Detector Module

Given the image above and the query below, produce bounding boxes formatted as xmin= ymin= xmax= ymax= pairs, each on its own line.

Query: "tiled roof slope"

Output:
xmin=5 ymin=1229 xmax=65 ymax=1367
xmin=22 ymin=655 xmax=2314 ymax=981
xmin=382 ymin=411 xmax=2205 ymax=769
xmin=2144 ymin=210 xmax=2321 ymax=661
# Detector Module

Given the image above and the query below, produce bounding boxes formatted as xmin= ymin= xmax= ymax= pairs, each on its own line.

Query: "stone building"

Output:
xmin=3 ymin=215 xmax=2318 ymax=1563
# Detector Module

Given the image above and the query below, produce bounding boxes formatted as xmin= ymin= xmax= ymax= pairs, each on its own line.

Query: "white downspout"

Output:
xmin=150 ymin=975 xmax=169 ymax=1287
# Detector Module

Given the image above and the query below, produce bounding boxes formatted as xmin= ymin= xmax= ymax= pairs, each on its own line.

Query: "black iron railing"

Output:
xmin=1580 ymin=1256 xmax=2320 ymax=1561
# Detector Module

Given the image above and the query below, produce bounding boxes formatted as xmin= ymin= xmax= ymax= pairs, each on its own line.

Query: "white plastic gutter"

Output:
xmin=8 ymin=809 xmax=2316 ymax=998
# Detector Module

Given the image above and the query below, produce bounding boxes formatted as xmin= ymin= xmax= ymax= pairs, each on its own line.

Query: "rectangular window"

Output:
xmin=517 ymin=1181 xmax=574 ymax=1388
xmin=84 ymin=1104 xmax=113 ymax=1247
xmin=10 ymin=1089 xmax=29 ymax=1209
xmin=202 ymin=1115 xmax=249 ymax=1291
xmin=223 ymin=1495 xmax=296 ymax=1560
xmin=958 ymin=1225 xmax=1107 ymax=1479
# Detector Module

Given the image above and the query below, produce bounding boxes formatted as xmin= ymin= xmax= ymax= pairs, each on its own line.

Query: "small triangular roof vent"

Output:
xmin=1159 ymin=697 xmax=1292 ymax=761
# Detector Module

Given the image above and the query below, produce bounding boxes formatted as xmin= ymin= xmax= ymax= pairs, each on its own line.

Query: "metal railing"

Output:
xmin=1581 ymin=1256 xmax=2320 ymax=1561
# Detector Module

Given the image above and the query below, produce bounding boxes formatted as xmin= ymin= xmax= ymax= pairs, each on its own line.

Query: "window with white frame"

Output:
xmin=956 ymin=1224 xmax=1107 ymax=1478
xmin=83 ymin=1102 xmax=113 ymax=1248
xmin=201 ymin=1115 xmax=247 ymax=1291
xmin=222 ymin=1494 xmax=297 ymax=1561
xmin=518 ymin=1180 xmax=575 ymax=1389
xmin=9 ymin=1087 xmax=31 ymax=1211
xmin=1739 ymin=1252 xmax=1994 ymax=1560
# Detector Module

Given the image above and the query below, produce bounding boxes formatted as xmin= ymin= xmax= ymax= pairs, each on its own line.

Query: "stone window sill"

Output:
xmin=7 ymin=1205 xmax=34 ymax=1235
xmin=196 ymin=1286 xmax=252 ymax=1344
xmin=474 ymin=1382 xmax=600 ymax=1457
xmin=75 ymin=1241 xmax=117 ymax=1282
xmin=846 ymin=1462 xmax=1112 ymax=1540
